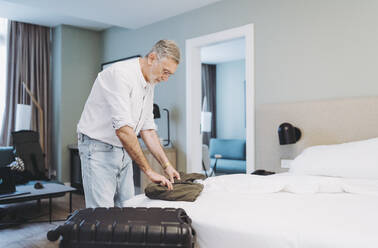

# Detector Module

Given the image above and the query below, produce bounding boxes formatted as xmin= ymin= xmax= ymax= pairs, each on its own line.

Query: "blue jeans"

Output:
xmin=78 ymin=133 xmax=135 ymax=208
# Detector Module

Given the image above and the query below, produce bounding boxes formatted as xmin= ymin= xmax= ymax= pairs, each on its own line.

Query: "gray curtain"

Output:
xmin=201 ymin=64 xmax=217 ymax=146
xmin=0 ymin=21 xmax=51 ymax=174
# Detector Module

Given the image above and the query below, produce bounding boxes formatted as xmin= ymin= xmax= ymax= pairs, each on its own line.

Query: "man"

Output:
xmin=77 ymin=40 xmax=181 ymax=208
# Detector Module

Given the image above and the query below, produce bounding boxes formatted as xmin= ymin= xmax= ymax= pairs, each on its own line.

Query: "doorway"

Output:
xmin=185 ymin=24 xmax=255 ymax=174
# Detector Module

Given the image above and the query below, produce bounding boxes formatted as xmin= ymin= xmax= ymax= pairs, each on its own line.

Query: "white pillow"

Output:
xmin=289 ymin=137 xmax=378 ymax=179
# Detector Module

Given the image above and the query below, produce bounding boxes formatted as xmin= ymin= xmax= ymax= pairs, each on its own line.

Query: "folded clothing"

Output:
xmin=145 ymin=172 xmax=206 ymax=202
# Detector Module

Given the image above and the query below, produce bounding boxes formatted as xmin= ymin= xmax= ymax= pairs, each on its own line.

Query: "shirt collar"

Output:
xmin=137 ymin=58 xmax=148 ymax=88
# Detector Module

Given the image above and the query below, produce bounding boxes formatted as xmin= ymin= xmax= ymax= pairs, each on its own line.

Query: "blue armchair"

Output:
xmin=209 ymin=138 xmax=246 ymax=174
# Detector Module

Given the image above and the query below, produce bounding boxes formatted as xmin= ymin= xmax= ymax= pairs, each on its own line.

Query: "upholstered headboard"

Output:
xmin=255 ymin=96 xmax=378 ymax=172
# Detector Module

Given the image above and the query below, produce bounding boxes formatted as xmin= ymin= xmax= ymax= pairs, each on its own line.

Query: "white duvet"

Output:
xmin=125 ymin=173 xmax=378 ymax=248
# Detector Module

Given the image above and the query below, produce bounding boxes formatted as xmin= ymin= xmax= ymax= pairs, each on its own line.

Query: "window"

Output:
xmin=0 ymin=18 xmax=8 ymax=130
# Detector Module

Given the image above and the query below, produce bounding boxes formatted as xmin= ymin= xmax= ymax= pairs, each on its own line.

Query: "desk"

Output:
xmin=0 ymin=183 xmax=76 ymax=223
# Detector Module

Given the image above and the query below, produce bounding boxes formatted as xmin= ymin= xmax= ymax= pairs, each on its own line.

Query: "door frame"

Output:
xmin=185 ymin=24 xmax=255 ymax=173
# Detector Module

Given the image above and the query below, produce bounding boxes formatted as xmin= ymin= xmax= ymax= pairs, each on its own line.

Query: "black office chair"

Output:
xmin=11 ymin=130 xmax=48 ymax=181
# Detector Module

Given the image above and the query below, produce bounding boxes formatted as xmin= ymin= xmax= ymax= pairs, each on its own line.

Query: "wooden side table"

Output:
xmin=140 ymin=147 xmax=177 ymax=192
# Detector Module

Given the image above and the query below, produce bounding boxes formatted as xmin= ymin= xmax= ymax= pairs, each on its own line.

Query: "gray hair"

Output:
xmin=147 ymin=40 xmax=181 ymax=64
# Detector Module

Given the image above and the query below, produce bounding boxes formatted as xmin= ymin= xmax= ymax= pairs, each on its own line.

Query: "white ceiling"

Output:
xmin=201 ymin=38 xmax=245 ymax=64
xmin=0 ymin=0 xmax=222 ymax=31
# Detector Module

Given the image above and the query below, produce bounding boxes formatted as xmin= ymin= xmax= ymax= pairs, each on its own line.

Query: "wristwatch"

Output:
xmin=162 ymin=161 xmax=172 ymax=169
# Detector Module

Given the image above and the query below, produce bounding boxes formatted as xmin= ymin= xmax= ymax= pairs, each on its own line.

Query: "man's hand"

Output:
xmin=165 ymin=165 xmax=180 ymax=183
xmin=145 ymin=169 xmax=173 ymax=190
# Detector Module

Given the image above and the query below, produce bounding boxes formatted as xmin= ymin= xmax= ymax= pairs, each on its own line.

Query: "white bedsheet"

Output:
xmin=125 ymin=173 xmax=378 ymax=248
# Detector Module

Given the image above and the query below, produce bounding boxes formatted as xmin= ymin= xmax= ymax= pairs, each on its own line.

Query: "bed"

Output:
xmin=125 ymin=137 xmax=378 ymax=248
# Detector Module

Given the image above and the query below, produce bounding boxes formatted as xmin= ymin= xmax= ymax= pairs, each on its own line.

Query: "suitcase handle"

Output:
xmin=47 ymin=224 xmax=72 ymax=241
xmin=47 ymin=226 xmax=62 ymax=241
xmin=178 ymin=208 xmax=192 ymax=224
xmin=47 ymin=214 xmax=75 ymax=241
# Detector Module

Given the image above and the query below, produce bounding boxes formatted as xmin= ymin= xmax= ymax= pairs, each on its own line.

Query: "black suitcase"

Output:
xmin=47 ymin=207 xmax=197 ymax=248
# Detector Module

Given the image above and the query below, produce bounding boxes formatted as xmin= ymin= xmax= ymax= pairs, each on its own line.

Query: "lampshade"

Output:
xmin=15 ymin=104 xmax=32 ymax=131
xmin=278 ymin=122 xmax=301 ymax=145
xmin=153 ymin=104 xmax=161 ymax=119
xmin=201 ymin=112 xmax=212 ymax=133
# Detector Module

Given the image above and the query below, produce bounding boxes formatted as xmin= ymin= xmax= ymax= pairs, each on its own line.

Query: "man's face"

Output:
xmin=148 ymin=54 xmax=178 ymax=83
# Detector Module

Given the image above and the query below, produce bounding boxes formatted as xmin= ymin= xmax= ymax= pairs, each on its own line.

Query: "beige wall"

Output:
xmin=256 ymin=96 xmax=378 ymax=172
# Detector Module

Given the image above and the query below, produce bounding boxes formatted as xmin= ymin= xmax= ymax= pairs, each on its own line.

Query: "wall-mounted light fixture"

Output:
xmin=278 ymin=122 xmax=301 ymax=145
xmin=153 ymin=104 xmax=170 ymax=147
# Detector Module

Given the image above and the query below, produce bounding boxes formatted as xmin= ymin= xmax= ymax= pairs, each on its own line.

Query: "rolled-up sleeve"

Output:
xmin=141 ymin=108 xmax=157 ymax=131
xmin=99 ymin=68 xmax=136 ymax=130
xmin=141 ymin=86 xmax=156 ymax=131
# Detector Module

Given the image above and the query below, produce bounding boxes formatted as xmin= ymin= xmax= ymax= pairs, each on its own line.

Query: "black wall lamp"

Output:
xmin=278 ymin=122 xmax=301 ymax=145
xmin=153 ymin=104 xmax=170 ymax=147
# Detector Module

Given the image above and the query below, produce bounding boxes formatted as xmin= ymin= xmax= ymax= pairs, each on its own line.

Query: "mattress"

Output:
xmin=125 ymin=173 xmax=378 ymax=248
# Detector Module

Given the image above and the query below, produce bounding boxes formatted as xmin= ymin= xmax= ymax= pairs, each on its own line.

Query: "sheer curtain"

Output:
xmin=0 ymin=18 xmax=7 ymax=136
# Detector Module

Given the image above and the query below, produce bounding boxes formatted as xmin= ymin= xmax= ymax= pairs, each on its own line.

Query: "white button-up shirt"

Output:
xmin=77 ymin=58 xmax=156 ymax=147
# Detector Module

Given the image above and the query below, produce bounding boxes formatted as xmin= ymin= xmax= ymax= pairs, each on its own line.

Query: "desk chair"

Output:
xmin=11 ymin=130 xmax=48 ymax=181
xmin=202 ymin=144 xmax=221 ymax=177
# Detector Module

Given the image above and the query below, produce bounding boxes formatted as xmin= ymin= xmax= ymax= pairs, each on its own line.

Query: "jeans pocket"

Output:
xmin=91 ymin=140 xmax=114 ymax=152
xmin=78 ymin=143 xmax=88 ymax=158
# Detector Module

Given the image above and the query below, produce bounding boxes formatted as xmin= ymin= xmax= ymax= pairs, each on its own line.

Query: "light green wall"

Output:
xmin=101 ymin=0 xmax=378 ymax=171
xmin=52 ymin=25 xmax=101 ymax=182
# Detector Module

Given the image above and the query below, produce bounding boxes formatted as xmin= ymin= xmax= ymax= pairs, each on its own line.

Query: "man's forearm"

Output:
xmin=140 ymin=129 xmax=170 ymax=167
xmin=116 ymin=126 xmax=151 ymax=173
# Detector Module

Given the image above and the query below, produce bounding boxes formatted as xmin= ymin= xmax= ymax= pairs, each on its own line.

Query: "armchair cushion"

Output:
xmin=210 ymin=158 xmax=246 ymax=174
